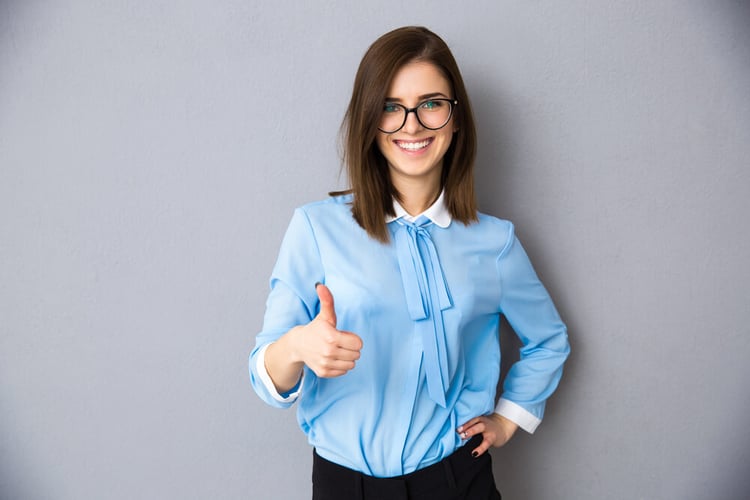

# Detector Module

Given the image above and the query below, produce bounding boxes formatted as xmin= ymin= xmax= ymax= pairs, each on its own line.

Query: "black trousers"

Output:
xmin=312 ymin=435 xmax=502 ymax=500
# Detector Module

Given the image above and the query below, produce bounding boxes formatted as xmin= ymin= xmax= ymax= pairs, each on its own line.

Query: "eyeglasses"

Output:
xmin=378 ymin=98 xmax=458 ymax=134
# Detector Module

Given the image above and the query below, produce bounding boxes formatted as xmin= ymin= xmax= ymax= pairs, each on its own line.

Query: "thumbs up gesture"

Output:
xmin=314 ymin=282 xmax=339 ymax=328
xmin=291 ymin=283 xmax=363 ymax=378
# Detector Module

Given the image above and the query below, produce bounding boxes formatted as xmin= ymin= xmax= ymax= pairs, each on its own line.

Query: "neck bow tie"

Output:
xmin=393 ymin=216 xmax=453 ymax=408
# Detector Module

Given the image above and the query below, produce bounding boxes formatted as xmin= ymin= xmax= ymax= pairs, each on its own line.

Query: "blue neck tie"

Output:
xmin=393 ymin=216 xmax=453 ymax=408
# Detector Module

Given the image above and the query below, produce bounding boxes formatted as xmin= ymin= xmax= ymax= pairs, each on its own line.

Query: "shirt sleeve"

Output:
xmin=248 ymin=208 xmax=324 ymax=409
xmin=494 ymin=224 xmax=570 ymax=433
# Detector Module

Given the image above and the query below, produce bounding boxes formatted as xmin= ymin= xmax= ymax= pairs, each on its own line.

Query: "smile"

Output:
xmin=394 ymin=138 xmax=433 ymax=152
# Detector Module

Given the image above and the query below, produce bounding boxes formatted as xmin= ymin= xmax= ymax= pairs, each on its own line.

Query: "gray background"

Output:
xmin=1 ymin=1 xmax=749 ymax=499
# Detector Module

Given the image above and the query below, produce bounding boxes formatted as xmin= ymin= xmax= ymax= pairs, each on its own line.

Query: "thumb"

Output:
xmin=315 ymin=283 xmax=336 ymax=327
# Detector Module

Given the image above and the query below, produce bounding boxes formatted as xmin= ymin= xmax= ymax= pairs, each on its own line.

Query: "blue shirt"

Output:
xmin=249 ymin=193 xmax=569 ymax=477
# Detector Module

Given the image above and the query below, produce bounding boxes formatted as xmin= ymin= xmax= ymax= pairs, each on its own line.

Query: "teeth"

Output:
xmin=396 ymin=139 xmax=430 ymax=151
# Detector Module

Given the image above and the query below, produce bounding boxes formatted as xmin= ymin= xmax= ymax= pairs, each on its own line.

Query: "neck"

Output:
xmin=395 ymin=179 xmax=442 ymax=216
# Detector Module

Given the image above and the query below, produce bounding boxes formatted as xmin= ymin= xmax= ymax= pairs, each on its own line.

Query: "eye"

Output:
xmin=420 ymin=100 xmax=443 ymax=110
xmin=383 ymin=103 xmax=401 ymax=113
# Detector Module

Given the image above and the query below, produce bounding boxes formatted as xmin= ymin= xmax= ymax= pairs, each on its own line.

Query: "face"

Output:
xmin=376 ymin=61 xmax=456 ymax=193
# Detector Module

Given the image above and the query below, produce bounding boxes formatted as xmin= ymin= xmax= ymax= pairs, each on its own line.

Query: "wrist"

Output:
xmin=491 ymin=412 xmax=519 ymax=432
xmin=281 ymin=325 xmax=305 ymax=365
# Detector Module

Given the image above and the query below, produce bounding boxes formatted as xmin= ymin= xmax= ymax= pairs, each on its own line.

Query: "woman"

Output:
xmin=249 ymin=26 xmax=570 ymax=500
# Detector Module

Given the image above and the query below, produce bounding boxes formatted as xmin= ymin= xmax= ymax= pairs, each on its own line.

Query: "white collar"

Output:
xmin=385 ymin=191 xmax=452 ymax=228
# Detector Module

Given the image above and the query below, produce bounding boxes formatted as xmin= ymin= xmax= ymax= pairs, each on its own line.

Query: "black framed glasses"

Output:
xmin=378 ymin=98 xmax=458 ymax=134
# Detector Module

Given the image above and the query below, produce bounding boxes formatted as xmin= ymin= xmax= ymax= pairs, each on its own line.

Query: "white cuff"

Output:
xmin=494 ymin=398 xmax=541 ymax=434
xmin=255 ymin=343 xmax=304 ymax=404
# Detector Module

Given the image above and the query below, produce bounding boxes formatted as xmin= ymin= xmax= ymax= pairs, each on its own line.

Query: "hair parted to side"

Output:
xmin=339 ymin=26 xmax=478 ymax=243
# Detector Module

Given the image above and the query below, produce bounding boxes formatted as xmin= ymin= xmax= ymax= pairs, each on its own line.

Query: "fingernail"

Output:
xmin=456 ymin=426 xmax=463 ymax=433
xmin=471 ymin=451 xmax=479 ymax=458
xmin=460 ymin=432 xmax=467 ymax=439
xmin=314 ymin=282 xmax=322 ymax=289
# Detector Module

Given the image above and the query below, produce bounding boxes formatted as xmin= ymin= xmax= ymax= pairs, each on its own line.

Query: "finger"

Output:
xmin=315 ymin=357 xmax=358 ymax=378
xmin=458 ymin=416 xmax=483 ymax=430
xmin=337 ymin=331 xmax=363 ymax=351
xmin=315 ymin=283 xmax=337 ymax=327
xmin=329 ymin=345 xmax=361 ymax=361
xmin=319 ymin=357 xmax=358 ymax=372
xmin=457 ymin=417 xmax=484 ymax=436
xmin=471 ymin=436 xmax=493 ymax=458
xmin=316 ymin=368 xmax=349 ymax=378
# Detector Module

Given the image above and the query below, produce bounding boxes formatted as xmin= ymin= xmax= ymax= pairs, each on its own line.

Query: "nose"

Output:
xmin=402 ymin=109 xmax=423 ymax=134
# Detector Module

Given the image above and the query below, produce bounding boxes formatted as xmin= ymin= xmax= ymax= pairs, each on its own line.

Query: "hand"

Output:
xmin=289 ymin=283 xmax=363 ymax=378
xmin=457 ymin=413 xmax=518 ymax=457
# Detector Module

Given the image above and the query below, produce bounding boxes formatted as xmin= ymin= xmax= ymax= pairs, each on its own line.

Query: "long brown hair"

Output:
xmin=339 ymin=26 xmax=478 ymax=242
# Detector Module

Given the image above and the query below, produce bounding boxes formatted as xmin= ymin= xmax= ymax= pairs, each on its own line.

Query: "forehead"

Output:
xmin=386 ymin=61 xmax=452 ymax=98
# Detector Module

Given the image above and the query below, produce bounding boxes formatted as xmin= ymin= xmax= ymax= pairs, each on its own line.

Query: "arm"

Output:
xmin=459 ymin=224 xmax=570 ymax=456
xmin=248 ymin=209 xmax=362 ymax=407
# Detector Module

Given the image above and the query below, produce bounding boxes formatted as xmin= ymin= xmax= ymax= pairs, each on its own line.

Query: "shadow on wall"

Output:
xmin=0 ymin=442 xmax=52 ymax=500
xmin=469 ymin=62 xmax=583 ymax=500
xmin=466 ymin=73 xmax=520 ymax=221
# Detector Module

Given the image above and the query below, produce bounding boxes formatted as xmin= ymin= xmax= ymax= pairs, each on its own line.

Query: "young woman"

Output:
xmin=249 ymin=26 xmax=570 ymax=500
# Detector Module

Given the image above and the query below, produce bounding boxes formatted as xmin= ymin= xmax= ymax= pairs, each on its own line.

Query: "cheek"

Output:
xmin=375 ymin=135 xmax=390 ymax=155
xmin=437 ymin=130 xmax=455 ymax=152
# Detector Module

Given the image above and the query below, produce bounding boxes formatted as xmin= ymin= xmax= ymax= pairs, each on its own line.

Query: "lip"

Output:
xmin=393 ymin=137 xmax=434 ymax=154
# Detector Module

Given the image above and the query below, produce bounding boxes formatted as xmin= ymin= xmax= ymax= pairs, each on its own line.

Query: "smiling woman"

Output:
xmin=376 ymin=62 xmax=457 ymax=214
xmin=340 ymin=26 xmax=479 ymax=244
xmin=248 ymin=26 xmax=570 ymax=500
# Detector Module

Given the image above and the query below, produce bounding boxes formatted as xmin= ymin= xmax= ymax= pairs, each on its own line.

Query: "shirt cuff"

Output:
xmin=255 ymin=342 xmax=304 ymax=404
xmin=494 ymin=398 xmax=541 ymax=434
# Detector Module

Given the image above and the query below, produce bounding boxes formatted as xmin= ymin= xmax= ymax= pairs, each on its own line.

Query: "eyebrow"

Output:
xmin=384 ymin=92 xmax=449 ymax=102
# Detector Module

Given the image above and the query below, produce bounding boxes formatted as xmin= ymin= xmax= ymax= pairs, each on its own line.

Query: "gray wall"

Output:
xmin=2 ymin=1 xmax=748 ymax=499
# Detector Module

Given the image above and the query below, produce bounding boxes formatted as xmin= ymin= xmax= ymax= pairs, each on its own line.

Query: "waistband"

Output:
xmin=313 ymin=435 xmax=487 ymax=499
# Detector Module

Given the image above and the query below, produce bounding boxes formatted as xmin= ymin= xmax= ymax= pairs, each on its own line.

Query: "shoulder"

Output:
xmin=295 ymin=193 xmax=353 ymax=219
xmin=288 ymin=193 xmax=362 ymax=240
xmin=455 ymin=211 xmax=516 ymax=252
xmin=476 ymin=211 xmax=514 ymax=234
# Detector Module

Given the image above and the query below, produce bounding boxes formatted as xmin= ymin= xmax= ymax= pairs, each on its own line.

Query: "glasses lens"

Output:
xmin=417 ymin=99 xmax=452 ymax=129
xmin=379 ymin=103 xmax=406 ymax=133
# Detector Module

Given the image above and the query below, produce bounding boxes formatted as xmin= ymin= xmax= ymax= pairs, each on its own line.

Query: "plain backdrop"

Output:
xmin=1 ymin=1 xmax=749 ymax=499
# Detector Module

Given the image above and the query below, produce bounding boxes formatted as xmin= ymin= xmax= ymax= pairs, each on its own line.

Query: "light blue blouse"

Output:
xmin=249 ymin=193 xmax=569 ymax=477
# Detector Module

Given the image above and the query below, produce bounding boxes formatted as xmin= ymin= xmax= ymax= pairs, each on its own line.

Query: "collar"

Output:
xmin=385 ymin=190 xmax=452 ymax=228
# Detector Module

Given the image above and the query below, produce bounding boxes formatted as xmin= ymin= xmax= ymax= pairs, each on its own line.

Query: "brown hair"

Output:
xmin=339 ymin=26 xmax=478 ymax=242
